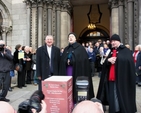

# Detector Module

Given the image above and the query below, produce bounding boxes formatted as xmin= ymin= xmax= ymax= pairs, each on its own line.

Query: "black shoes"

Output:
xmin=138 ymin=82 xmax=141 ymax=87
xmin=22 ymin=85 xmax=27 ymax=87
xmin=18 ymin=86 xmax=22 ymax=89
xmin=9 ymin=87 xmax=12 ymax=92
xmin=0 ymin=98 xmax=10 ymax=102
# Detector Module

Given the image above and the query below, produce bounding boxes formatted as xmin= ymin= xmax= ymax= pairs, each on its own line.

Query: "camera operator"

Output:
xmin=0 ymin=101 xmax=16 ymax=113
xmin=0 ymin=40 xmax=13 ymax=102
xmin=72 ymin=100 xmax=104 ymax=113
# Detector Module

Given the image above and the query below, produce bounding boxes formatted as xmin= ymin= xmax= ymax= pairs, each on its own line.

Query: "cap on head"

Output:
xmin=68 ymin=32 xmax=77 ymax=39
xmin=110 ymin=34 xmax=121 ymax=42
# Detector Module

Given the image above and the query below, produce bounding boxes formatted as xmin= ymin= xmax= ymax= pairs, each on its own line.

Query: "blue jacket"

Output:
xmin=87 ymin=50 xmax=96 ymax=62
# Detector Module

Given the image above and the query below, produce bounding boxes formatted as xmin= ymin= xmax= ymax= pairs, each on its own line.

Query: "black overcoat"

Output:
xmin=36 ymin=45 xmax=60 ymax=80
xmin=97 ymin=45 xmax=137 ymax=113
xmin=59 ymin=42 xmax=94 ymax=103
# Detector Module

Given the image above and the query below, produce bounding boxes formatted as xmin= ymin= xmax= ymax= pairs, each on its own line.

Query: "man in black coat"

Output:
xmin=97 ymin=34 xmax=137 ymax=113
xmin=59 ymin=32 xmax=94 ymax=104
xmin=36 ymin=35 xmax=60 ymax=91
xmin=0 ymin=40 xmax=13 ymax=102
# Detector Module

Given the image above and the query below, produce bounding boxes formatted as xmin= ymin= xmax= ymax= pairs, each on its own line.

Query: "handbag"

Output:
xmin=10 ymin=70 xmax=15 ymax=77
xmin=15 ymin=63 xmax=23 ymax=72
xmin=31 ymin=64 xmax=36 ymax=70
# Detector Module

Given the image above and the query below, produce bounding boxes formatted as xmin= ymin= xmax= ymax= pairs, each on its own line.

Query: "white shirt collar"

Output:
xmin=47 ymin=46 xmax=52 ymax=58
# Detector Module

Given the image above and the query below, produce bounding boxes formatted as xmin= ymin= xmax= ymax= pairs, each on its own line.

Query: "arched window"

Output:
xmin=87 ymin=31 xmax=104 ymax=37
xmin=78 ymin=27 xmax=109 ymax=43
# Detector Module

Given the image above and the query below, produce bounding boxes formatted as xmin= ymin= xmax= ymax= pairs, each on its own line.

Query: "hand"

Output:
xmin=38 ymin=76 xmax=41 ymax=80
xmin=108 ymin=57 xmax=117 ymax=64
xmin=40 ymin=100 xmax=47 ymax=113
xmin=67 ymin=59 xmax=70 ymax=65
xmin=26 ymin=58 xmax=31 ymax=61
xmin=3 ymin=49 xmax=6 ymax=54
xmin=31 ymin=100 xmax=47 ymax=113
xmin=23 ymin=58 xmax=26 ymax=61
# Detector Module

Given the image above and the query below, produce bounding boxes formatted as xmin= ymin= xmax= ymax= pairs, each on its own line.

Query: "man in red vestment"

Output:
xmin=97 ymin=34 xmax=137 ymax=113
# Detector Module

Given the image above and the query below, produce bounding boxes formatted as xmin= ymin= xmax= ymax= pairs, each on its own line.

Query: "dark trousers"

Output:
xmin=17 ymin=71 xmax=23 ymax=87
xmin=26 ymin=70 xmax=31 ymax=84
xmin=109 ymin=82 xmax=120 ymax=113
xmin=0 ymin=72 xmax=10 ymax=99
xmin=90 ymin=62 xmax=95 ymax=76
xmin=38 ymin=80 xmax=42 ymax=91
xmin=21 ymin=67 xmax=26 ymax=86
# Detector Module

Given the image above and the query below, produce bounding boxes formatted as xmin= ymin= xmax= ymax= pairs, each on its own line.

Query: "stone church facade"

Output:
xmin=0 ymin=0 xmax=141 ymax=51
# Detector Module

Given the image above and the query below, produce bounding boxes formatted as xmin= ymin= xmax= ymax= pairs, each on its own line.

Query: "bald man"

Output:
xmin=0 ymin=101 xmax=16 ymax=113
xmin=72 ymin=100 xmax=104 ymax=113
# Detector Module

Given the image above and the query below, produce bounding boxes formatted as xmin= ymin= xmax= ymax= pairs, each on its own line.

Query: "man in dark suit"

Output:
xmin=36 ymin=35 xmax=60 ymax=91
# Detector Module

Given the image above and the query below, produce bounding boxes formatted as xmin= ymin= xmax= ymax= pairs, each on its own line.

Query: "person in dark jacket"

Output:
xmin=36 ymin=35 xmax=60 ymax=91
xmin=13 ymin=44 xmax=26 ymax=88
xmin=97 ymin=34 xmax=137 ymax=113
xmin=135 ymin=46 xmax=141 ymax=86
xmin=0 ymin=40 xmax=13 ymax=102
xmin=23 ymin=46 xmax=32 ymax=84
xmin=6 ymin=46 xmax=15 ymax=92
xmin=59 ymin=32 xmax=94 ymax=104
xmin=87 ymin=46 xmax=96 ymax=77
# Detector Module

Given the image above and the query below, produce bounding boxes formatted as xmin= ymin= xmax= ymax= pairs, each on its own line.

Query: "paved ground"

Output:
xmin=6 ymin=74 xmax=141 ymax=112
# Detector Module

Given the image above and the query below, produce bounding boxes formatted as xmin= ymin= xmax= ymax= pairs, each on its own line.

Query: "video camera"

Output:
xmin=18 ymin=90 xmax=45 ymax=113
xmin=75 ymin=76 xmax=89 ymax=103
xmin=0 ymin=44 xmax=5 ymax=51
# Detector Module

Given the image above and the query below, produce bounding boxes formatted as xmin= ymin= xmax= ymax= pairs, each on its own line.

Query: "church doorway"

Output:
xmin=78 ymin=27 xmax=110 ymax=44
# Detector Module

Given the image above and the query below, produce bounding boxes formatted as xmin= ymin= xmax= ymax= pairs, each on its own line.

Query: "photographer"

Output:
xmin=72 ymin=100 xmax=104 ymax=113
xmin=0 ymin=101 xmax=16 ymax=113
xmin=0 ymin=40 xmax=13 ymax=102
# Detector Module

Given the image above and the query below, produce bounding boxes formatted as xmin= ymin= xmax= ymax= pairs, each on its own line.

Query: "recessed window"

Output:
xmin=87 ymin=31 xmax=104 ymax=37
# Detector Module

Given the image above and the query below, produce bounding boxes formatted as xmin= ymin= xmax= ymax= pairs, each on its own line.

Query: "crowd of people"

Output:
xmin=0 ymin=32 xmax=139 ymax=113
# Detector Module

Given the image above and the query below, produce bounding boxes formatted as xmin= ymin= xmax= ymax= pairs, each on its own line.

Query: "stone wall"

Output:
xmin=11 ymin=0 xmax=27 ymax=51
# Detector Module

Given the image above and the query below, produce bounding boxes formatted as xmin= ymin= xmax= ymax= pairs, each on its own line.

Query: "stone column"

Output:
xmin=127 ymin=0 xmax=134 ymax=49
xmin=138 ymin=0 xmax=141 ymax=44
xmin=110 ymin=0 xmax=119 ymax=35
xmin=60 ymin=11 xmax=68 ymax=48
xmin=31 ymin=4 xmax=37 ymax=49
xmin=1 ymin=26 xmax=12 ymax=45
xmin=60 ymin=1 xmax=71 ymax=48
xmin=118 ymin=0 xmax=124 ymax=43
xmin=133 ymin=0 xmax=139 ymax=47
xmin=55 ymin=2 xmax=61 ymax=47
xmin=37 ymin=1 xmax=43 ymax=47
xmin=26 ymin=2 xmax=31 ymax=46
xmin=47 ymin=3 xmax=52 ymax=35
xmin=1 ymin=26 xmax=7 ymax=44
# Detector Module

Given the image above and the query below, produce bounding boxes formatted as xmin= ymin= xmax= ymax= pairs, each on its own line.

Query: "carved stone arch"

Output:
xmin=78 ymin=25 xmax=110 ymax=43
xmin=0 ymin=0 xmax=12 ymax=27
xmin=0 ymin=1 xmax=12 ymax=42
